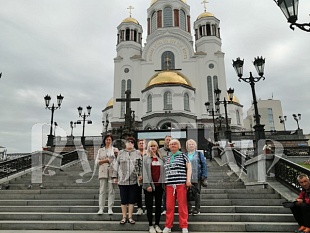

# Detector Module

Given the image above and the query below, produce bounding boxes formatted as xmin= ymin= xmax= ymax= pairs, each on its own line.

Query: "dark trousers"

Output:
xmin=162 ymin=189 xmax=166 ymax=211
xmin=291 ymin=203 xmax=310 ymax=227
xmin=144 ymin=186 xmax=163 ymax=226
xmin=187 ymin=181 xmax=202 ymax=211
xmin=137 ymin=184 xmax=143 ymax=209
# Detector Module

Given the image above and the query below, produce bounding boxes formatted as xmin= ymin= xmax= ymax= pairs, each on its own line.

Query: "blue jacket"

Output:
xmin=186 ymin=151 xmax=208 ymax=183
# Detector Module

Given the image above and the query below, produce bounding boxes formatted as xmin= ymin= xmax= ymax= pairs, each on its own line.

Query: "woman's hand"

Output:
xmin=147 ymin=186 xmax=152 ymax=192
xmin=296 ymin=198 xmax=303 ymax=205
xmin=186 ymin=180 xmax=192 ymax=187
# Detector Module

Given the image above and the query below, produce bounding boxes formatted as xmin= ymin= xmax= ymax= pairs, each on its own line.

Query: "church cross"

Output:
xmin=201 ymin=0 xmax=209 ymax=12
xmin=127 ymin=5 xmax=134 ymax=17
xmin=116 ymin=90 xmax=140 ymax=128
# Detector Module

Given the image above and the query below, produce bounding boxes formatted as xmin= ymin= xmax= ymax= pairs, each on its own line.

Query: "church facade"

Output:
xmin=102 ymin=0 xmax=244 ymax=135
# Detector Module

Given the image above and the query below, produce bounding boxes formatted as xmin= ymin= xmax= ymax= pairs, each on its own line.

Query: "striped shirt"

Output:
xmin=164 ymin=152 xmax=189 ymax=185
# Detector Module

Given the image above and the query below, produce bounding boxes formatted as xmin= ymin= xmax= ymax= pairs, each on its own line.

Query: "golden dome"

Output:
xmin=146 ymin=71 xmax=192 ymax=88
xmin=197 ymin=12 xmax=214 ymax=20
xmin=151 ymin=0 xmax=187 ymax=6
xmin=227 ymin=94 xmax=240 ymax=104
xmin=122 ymin=17 xmax=139 ymax=24
xmin=106 ymin=98 xmax=113 ymax=108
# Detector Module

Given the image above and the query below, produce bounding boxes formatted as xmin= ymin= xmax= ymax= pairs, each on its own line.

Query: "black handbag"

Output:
xmin=282 ymin=201 xmax=296 ymax=208
xmin=187 ymin=185 xmax=200 ymax=201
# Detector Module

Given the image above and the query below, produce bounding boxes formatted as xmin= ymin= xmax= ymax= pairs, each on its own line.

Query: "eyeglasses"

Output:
xmin=127 ymin=141 xmax=134 ymax=144
xmin=150 ymin=145 xmax=157 ymax=147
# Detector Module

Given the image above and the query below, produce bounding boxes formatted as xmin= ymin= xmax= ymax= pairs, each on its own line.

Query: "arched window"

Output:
xmin=236 ymin=110 xmax=241 ymax=125
xmin=125 ymin=28 xmax=130 ymax=40
xmin=121 ymin=80 xmax=126 ymax=118
xmin=147 ymin=94 xmax=152 ymax=112
xmin=127 ymin=79 xmax=131 ymax=91
xmin=180 ymin=10 xmax=186 ymax=30
xmin=213 ymin=76 xmax=218 ymax=90
xmin=184 ymin=93 xmax=190 ymax=111
xmin=206 ymin=24 xmax=211 ymax=36
xmin=164 ymin=91 xmax=172 ymax=110
xmin=161 ymin=51 xmax=175 ymax=70
xmin=163 ymin=7 xmax=173 ymax=27
xmin=207 ymin=76 xmax=213 ymax=106
xmin=133 ymin=30 xmax=137 ymax=42
xmin=199 ymin=25 xmax=203 ymax=37
xmin=151 ymin=11 xmax=157 ymax=33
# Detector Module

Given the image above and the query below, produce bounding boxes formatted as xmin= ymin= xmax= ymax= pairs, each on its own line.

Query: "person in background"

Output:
xmin=136 ymin=139 xmax=147 ymax=215
xmin=159 ymin=135 xmax=172 ymax=215
xmin=185 ymin=139 xmax=207 ymax=215
xmin=290 ymin=174 xmax=310 ymax=233
xmin=163 ymin=139 xmax=192 ymax=233
xmin=143 ymin=140 xmax=165 ymax=233
xmin=95 ymin=134 xmax=118 ymax=215
xmin=114 ymin=136 xmax=142 ymax=225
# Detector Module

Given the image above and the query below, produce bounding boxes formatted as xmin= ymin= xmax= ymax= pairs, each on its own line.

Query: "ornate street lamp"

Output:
xmin=279 ymin=115 xmax=287 ymax=131
xmin=44 ymin=94 xmax=64 ymax=148
xmin=214 ymin=88 xmax=234 ymax=143
xmin=232 ymin=56 xmax=266 ymax=155
xmin=273 ymin=0 xmax=310 ymax=32
xmin=77 ymin=105 xmax=92 ymax=147
xmin=292 ymin=113 xmax=301 ymax=129
xmin=205 ymin=102 xmax=219 ymax=142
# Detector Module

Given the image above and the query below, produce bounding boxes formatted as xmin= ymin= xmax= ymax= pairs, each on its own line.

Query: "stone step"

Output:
xmin=0 ymin=220 xmax=298 ymax=231
xmin=0 ymin=188 xmax=275 ymax=194
xmin=0 ymin=198 xmax=287 ymax=206
xmin=0 ymin=212 xmax=294 ymax=222
xmin=0 ymin=188 xmax=276 ymax=195
xmin=0 ymin=193 xmax=281 ymax=200
xmin=0 ymin=205 xmax=291 ymax=214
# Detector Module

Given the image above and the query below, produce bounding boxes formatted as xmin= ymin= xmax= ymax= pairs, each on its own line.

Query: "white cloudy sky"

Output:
xmin=0 ymin=0 xmax=309 ymax=153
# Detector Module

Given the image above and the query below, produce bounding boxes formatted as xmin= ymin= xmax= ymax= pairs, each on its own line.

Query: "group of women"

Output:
xmin=95 ymin=134 xmax=208 ymax=233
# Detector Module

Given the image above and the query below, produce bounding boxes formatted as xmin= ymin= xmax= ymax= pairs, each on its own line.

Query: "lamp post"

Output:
xmin=77 ymin=105 xmax=92 ymax=147
xmin=214 ymin=88 xmax=234 ymax=143
xmin=279 ymin=115 xmax=287 ymax=131
xmin=292 ymin=113 xmax=301 ymax=129
xmin=70 ymin=121 xmax=76 ymax=137
xmin=44 ymin=94 xmax=64 ymax=148
xmin=273 ymin=0 xmax=310 ymax=32
xmin=233 ymin=56 xmax=266 ymax=155
xmin=205 ymin=102 xmax=219 ymax=142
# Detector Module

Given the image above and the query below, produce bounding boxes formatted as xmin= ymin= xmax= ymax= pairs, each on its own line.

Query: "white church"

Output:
xmin=102 ymin=0 xmax=244 ymax=134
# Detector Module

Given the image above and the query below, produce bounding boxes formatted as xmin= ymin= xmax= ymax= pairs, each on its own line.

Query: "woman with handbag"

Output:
xmin=185 ymin=139 xmax=208 ymax=215
xmin=143 ymin=140 xmax=165 ymax=233
xmin=163 ymin=139 xmax=192 ymax=233
xmin=95 ymin=134 xmax=118 ymax=215
xmin=114 ymin=136 xmax=142 ymax=225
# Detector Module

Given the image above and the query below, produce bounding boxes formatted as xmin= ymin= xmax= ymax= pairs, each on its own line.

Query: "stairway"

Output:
xmin=0 ymin=158 xmax=297 ymax=232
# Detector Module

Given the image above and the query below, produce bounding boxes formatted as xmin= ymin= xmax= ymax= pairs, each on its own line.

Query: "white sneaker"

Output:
xmin=97 ymin=208 xmax=103 ymax=215
xmin=154 ymin=225 xmax=163 ymax=233
xmin=182 ymin=228 xmax=189 ymax=233
xmin=149 ymin=226 xmax=156 ymax=233
xmin=136 ymin=208 xmax=143 ymax=215
xmin=108 ymin=209 xmax=113 ymax=215
xmin=162 ymin=227 xmax=171 ymax=233
xmin=161 ymin=210 xmax=166 ymax=215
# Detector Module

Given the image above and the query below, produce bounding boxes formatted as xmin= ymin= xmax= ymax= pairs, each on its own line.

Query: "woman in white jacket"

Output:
xmin=96 ymin=134 xmax=118 ymax=215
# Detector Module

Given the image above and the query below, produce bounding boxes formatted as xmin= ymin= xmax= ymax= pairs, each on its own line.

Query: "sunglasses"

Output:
xmin=127 ymin=140 xmax=134 ymax=144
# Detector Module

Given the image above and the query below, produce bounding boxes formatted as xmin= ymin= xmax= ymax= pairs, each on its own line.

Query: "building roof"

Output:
xmin=146 ymin=71 xmax=193 ymax=88
xmin=105 ymin=98 xmax=113 ymax=108
xmin=151 ymin=0 xmax=187 ymax=6
xmin=122 ymin=17 xmax=139 ymax=24
xmin=197 ymin=11 xmax=214 ymax=20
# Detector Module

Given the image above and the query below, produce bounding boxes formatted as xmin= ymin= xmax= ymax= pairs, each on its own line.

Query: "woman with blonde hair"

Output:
xmin=185 ymin=139 xmax=207 ymax=216
xmin=143 ymin=140 xmax=165 ymax=233
xmin=163 ymin=139 xmax=192 ymax=233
